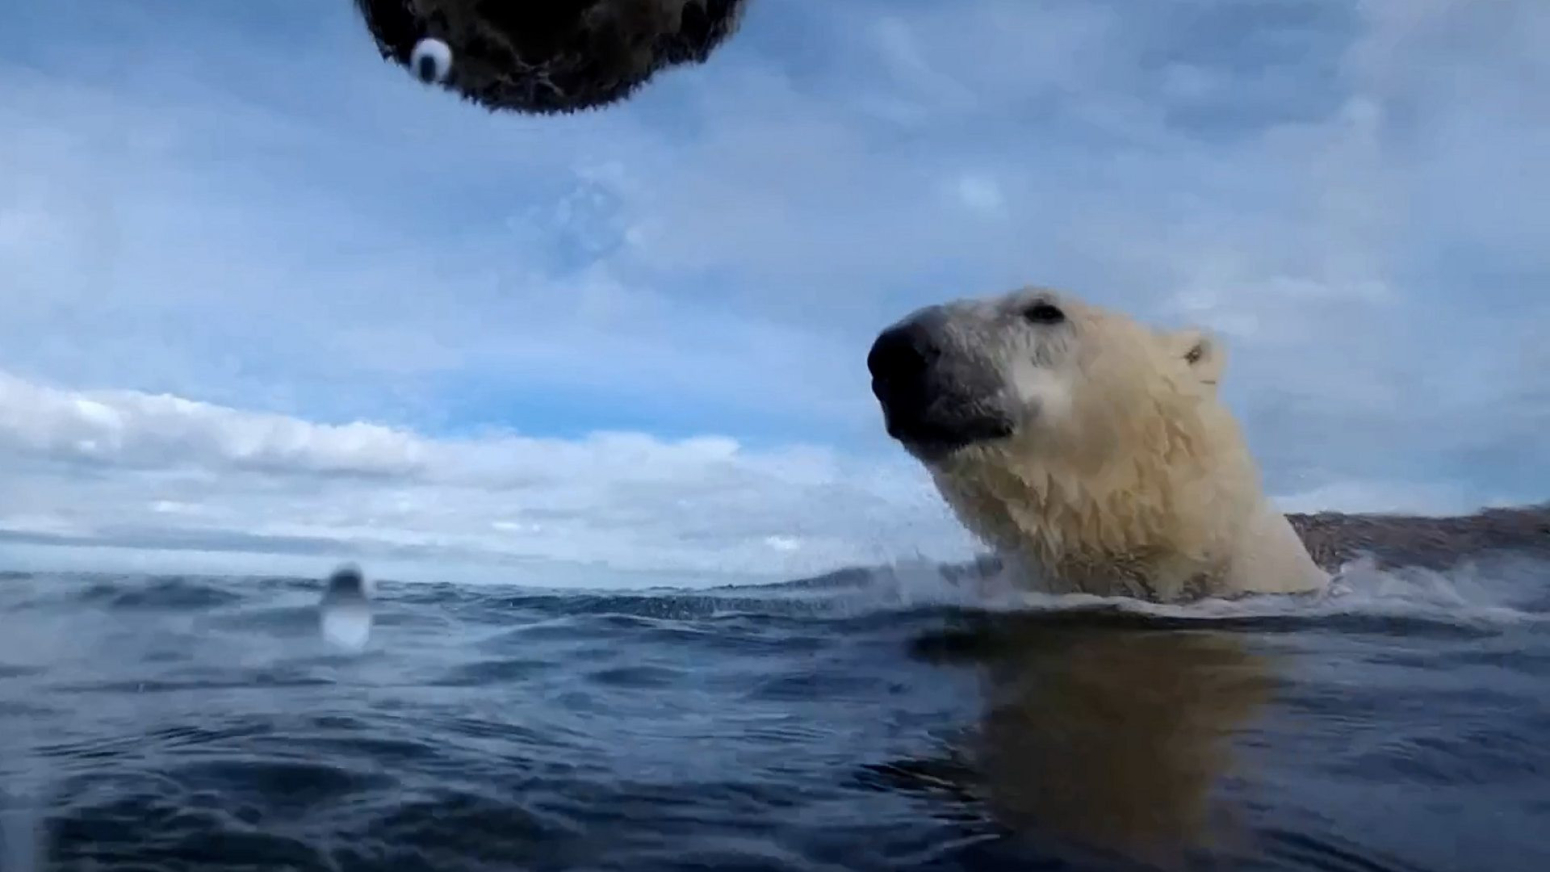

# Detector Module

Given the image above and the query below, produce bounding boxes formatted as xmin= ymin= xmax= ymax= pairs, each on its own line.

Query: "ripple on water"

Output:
xmin=1 ymin=562 xmax=1547 ymax=872
xmin=74 ymin=577 xmax=247 ymax=611
xmin=434 ymin=656 xmax=557 ymax=687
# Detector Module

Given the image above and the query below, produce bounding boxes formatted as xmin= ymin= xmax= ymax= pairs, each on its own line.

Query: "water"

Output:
xmin=0 ymin=559 xmax=1546 ymax=871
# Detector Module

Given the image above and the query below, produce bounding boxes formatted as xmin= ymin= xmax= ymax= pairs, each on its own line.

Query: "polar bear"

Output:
xmin=866 ymin=285 xmax=1329 ymax=602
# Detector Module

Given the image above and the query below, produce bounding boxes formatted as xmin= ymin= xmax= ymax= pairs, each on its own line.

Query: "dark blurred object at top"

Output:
xmin=353 ymin=0 xmax=750 ymax=115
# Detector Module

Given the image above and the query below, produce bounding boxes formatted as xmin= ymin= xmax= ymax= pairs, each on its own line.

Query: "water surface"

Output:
xmin=0 ymin=560 xmax=1546 ymax=871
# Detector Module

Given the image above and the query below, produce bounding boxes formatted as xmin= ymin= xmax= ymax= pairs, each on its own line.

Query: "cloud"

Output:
xmin=0 ymin=370 xmax=975 ymax=585
xmin=0 ymin=0 xmax=1546 ymax=582
xmin=0 ymin=367 xmax=1523 ymax=586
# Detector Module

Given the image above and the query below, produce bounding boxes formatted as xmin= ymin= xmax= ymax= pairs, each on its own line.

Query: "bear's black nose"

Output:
xmin=867 ymin=321 xmax=941 ymax=386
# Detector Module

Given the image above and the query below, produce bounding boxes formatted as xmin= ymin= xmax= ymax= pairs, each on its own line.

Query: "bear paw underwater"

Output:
xmin=352 ymin=0 xmax=751 ymax=115
xmin=868 ymin=285 xmax=1550 ymax=604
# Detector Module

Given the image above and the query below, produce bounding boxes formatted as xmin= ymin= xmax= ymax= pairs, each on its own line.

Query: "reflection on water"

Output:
xmin=903 ymin=613 xmax=1278 ymax=866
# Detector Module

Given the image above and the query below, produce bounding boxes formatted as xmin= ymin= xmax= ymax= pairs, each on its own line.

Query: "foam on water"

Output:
xmin=802 ymin=554 xmax=1550 ymax=631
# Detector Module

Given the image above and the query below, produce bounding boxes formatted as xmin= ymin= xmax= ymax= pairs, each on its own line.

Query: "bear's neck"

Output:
xmin=930 ymin=415 xmax=1261 ymax=600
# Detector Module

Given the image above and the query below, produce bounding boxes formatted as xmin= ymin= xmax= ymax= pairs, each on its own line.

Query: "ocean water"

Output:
xmin=0 ymin=560 xmax=1547 ymax=872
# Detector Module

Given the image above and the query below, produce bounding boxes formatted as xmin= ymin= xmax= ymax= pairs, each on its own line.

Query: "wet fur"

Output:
xmin=924 ymin=320 xmax=1264 ymax=601
xmin=881 ymin=289 xmax=1325 ymax=601
xmin=352 ymin=0 xmax=748 ymax=114
xmin=872 ymin=287 xmax=1549 ymax=600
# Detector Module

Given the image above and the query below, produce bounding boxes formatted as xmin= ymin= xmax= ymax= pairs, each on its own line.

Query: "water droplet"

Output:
xmin=411 ymin=38 xmax=453 ymax=84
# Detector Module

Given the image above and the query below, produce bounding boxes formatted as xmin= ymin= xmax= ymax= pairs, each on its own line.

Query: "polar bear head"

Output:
xmin=867 ymin=286 xmax=1226 ymax=463
xmin=866 ymin=285 xmax=1287 ymax=600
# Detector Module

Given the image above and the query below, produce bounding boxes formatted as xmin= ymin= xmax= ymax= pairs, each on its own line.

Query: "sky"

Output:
xmin=0 ymin=0 xmax=1546 ymax=587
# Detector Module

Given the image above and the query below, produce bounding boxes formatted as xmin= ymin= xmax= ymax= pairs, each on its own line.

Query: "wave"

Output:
xmin=2 ymin=559 xmax=1547 ymax=872
xmin=5 ymin=549 xmax=1546 ymax=643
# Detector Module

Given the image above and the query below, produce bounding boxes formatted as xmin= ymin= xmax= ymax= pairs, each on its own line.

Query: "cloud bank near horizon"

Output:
xmin=0 ymin=369 xmax=974 ymax=585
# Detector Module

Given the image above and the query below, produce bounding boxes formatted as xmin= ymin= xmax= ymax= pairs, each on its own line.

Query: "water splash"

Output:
xmin=318 ymin=564 xmax=373 ymax=653
xmin=796 ymin=553 xmax=1550 ymax=633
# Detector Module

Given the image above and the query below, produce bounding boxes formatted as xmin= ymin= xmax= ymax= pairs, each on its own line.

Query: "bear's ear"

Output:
xmin=1168 ymin=328 xmax=1226 ymax=389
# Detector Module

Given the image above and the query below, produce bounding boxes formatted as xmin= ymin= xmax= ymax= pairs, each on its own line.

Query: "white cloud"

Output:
xmin=0 ymin=372 xmax=426 ymax=476
xmin=0 ymin=370 xmax=977 ymax=585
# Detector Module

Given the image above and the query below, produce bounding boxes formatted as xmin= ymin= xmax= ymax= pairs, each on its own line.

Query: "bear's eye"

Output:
xmin=1022 ymin=302 xmax=1065 ymax=325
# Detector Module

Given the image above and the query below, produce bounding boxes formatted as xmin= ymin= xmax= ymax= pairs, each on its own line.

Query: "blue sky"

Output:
xmin=0 ymin=0 xmax=1545 ymax=585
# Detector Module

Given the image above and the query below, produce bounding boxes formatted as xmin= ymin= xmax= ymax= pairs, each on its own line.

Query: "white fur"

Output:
xmin=920 ymin=288 xmax=1328 ymax=602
